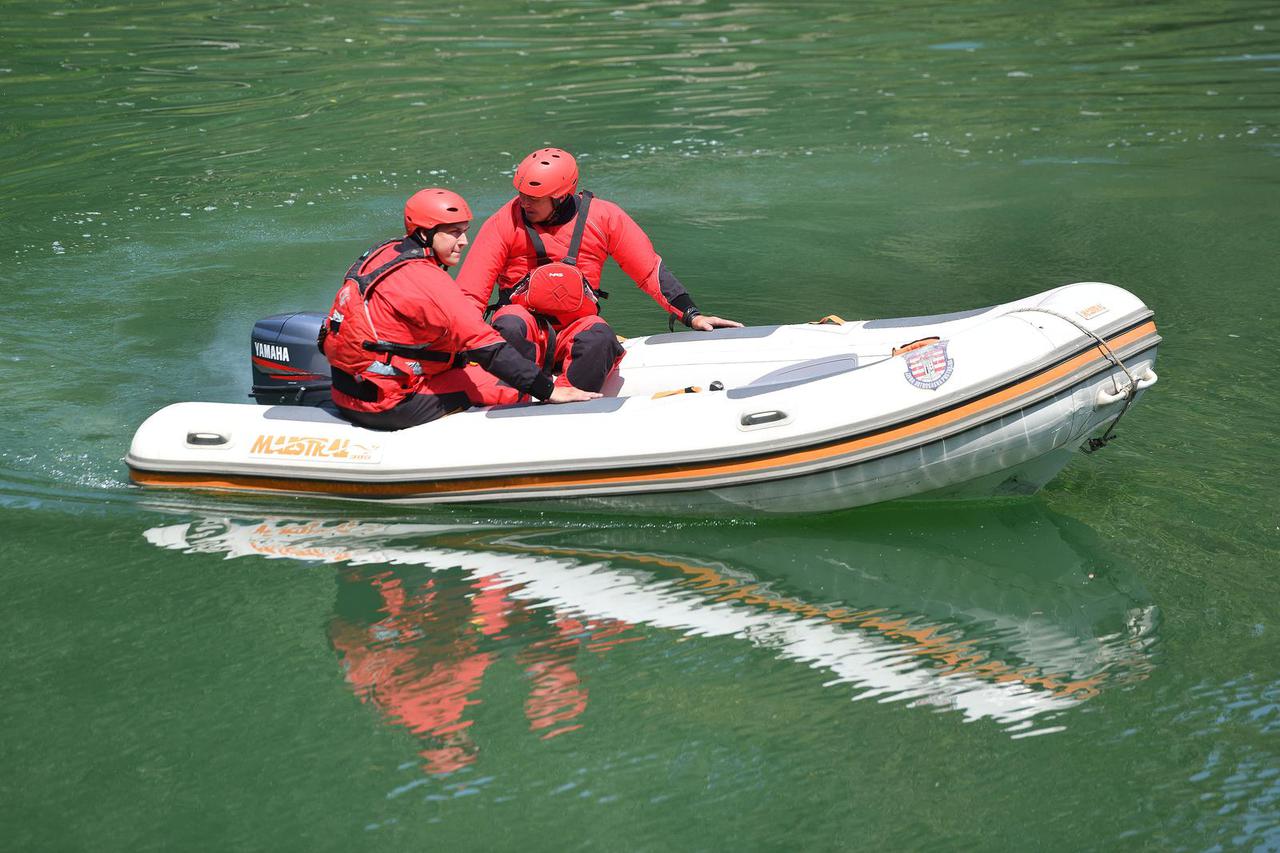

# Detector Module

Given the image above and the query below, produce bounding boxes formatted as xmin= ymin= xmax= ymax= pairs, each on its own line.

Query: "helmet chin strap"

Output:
xmin=549 ymin=193 xmax=578 ymax=225
xmin=411 ymin=228 xmax=437 ymax=256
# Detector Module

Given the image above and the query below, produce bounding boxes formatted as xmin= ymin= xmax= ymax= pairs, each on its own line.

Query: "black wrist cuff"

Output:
xmin=681 ymin=306 xmax=702 ymax=328
xmin=669 ymin=291 xmax=697 ymax=314
xmin=529 ymin=373 xmax=555 ymax=401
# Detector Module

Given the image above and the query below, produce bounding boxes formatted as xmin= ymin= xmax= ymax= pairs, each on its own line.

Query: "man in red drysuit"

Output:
xmin=320 ymin=187 xmax=597 ymax=429
xmin=456 ymin=148 xmax=742 ymax=392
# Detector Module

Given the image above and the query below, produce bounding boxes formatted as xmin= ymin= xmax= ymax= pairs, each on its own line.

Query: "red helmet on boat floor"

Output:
xmin=513 ymin=148 xmax=578 ymax=198
xmin=403 ymin=188 xmax=472 ymax=235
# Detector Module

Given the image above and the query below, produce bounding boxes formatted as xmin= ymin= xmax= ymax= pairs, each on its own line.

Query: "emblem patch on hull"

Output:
xmin=904 ymin=341 xmax=954 ymax=390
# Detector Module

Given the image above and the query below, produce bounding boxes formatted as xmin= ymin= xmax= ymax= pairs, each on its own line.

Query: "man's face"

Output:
xmin=431 ymin=222 xmax=469 ymax=266
xmin=517 ymin=192 xmax=556 ymax=224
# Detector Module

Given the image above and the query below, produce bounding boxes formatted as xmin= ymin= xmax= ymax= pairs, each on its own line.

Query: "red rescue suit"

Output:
xmin=321 ymin=236 xmax=555 ymax=429
xmin=456 ymin=193 xmax=702 ymax=392
xmin=457 ymin=193 xmax=696 ymax=318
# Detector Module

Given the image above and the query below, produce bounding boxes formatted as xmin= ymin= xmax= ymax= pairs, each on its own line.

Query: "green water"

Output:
xmin=3 ymin=0 xmax=1278 ymax=848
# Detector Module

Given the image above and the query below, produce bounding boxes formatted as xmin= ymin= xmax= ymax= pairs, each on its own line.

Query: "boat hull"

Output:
xmin=128 ymin=283 xmax=1161 ymax=515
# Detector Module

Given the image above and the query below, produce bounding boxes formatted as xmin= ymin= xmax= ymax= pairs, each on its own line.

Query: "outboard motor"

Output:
xmin=250 ymin=311 xmax=332 ymax=406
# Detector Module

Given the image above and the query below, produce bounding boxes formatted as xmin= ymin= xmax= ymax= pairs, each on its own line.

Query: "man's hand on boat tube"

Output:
xmin=690 ymin=314 xmax=744 ymax=332
xmin=549 ymin=385 xmax=602 ymax=404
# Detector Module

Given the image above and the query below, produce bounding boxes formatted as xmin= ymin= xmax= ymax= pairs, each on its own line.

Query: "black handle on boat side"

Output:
xmin=741 ymin=410 xmax=787 ymax=427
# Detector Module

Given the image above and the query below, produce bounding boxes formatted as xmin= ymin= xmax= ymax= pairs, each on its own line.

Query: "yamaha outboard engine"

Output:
xmin=250 ymin=311 xmax=332 ymax=406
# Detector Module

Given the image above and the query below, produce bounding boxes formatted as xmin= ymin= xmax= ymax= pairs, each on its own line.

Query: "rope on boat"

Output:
xmin=1006 ymin=307 xmax=1139 ymax=453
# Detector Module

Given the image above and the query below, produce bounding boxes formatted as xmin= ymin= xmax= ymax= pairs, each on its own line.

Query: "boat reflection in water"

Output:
xmin=144 ymin=504 xmax=1159 ymax=773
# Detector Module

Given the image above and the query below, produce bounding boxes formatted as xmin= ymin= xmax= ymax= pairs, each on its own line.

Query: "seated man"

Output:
xmin=456 ymin=147 xmax=742 ymax=392
xmin=320 ymin=187 xmax=596 ymax=430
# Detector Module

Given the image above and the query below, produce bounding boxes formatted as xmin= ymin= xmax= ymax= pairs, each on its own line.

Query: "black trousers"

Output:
xmin=338 ymin=390 xmax=472 ymax=431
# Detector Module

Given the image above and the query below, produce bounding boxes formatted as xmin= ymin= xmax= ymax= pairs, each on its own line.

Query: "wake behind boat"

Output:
xmin=126 ymin=281 xmax=1160 ymax=514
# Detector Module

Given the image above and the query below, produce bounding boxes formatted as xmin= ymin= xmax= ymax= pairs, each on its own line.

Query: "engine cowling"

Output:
xmin=249 ymin=311 xmax=331 ymax=406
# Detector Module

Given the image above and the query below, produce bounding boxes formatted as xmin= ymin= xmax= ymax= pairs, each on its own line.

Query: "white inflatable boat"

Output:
xmin=126 ymin=282 xmax=1160 ymax=514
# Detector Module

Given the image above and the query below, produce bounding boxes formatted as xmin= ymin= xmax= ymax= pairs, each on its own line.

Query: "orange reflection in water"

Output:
xmin=329 ymin=569 xmax=639 ymax=775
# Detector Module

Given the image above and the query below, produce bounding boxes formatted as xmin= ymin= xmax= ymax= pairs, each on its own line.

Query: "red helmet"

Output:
xmin=403 ymin=188 xmax=472 ymax=235
xmin=513 ymin=148 xmax=578 ymax=198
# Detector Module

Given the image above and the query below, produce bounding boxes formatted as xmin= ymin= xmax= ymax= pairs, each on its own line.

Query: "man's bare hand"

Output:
xmin=691 ymin=314 xmax=744 ymax=331
xmin=548 ymin=385 xmax=602 ymax=404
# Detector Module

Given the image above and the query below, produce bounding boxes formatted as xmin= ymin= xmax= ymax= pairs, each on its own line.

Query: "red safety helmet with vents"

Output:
xmin=513 ymin=148 xmax=579 ymax=198
xmin=403 ymin=188 xmax=472 ymax=235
